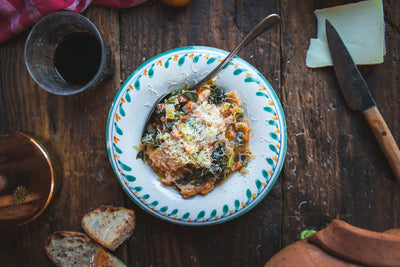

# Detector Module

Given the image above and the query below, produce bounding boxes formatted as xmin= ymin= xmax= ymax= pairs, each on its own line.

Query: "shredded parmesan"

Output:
xmin=140 ymin=82 xmax=253 ymax=197
xmin=157 ymin=101 xmax=227 ymax=168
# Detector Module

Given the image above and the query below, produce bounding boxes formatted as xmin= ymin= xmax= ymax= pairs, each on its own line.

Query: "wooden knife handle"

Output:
xmin=364 ymin=106 xmax=400 ymax=182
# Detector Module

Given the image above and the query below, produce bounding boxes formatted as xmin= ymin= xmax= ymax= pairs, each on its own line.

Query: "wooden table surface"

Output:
xmin=1 ymin=0 xmax=399 ymax=266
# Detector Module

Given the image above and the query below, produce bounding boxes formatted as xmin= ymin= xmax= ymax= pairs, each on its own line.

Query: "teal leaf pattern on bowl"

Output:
xmin=168 ymin=209 xmax=178 ymax=216
xmin=148 ymin=64 xmax=155 ymax=78
xmin=206 ymin=57 xmax=217 ymax=64
xmin=122 ymin=173 xmax=136 ymax=182
xmin=195 ymin=211 xmax=205 ymax=221
xmin=113 ymin=143 xmax=122 ymax=154
xmin=114 ymin=123 xmax=123 ymax=136
xmin=134 ymin=75 xmax=141 ymax=90
xmin=178 ymin=54 xmax=187 ymax=66
xmin=233 ymin=68 xmax=246 ymax=75
xmin=234 ymin=199 xmax=240 ymax=211
xmin=255 ymin=91 xmax=269 ymax=98
xmin=193 ymin=54 xmax=201 ymax=63
xmin=149 ymin=201 xmax=158 ymax=207
xmin=125 ymin=90 xmax=131 ymax=103
xmin=159 ymin=206 xmax=168 ymax=213
xmin=208 ymin=209 xmax=217 ymax=220
xmin=106 ymin=46 xmax=286 ymax=225
xmin=244 ymin=76 xmax=259 ymax=84
xmin=118 ymin=160 xmax=131 ymax=172
xmin=165 ymin=57 xmax=171 ymax=68
xmin=182 ymin=212 xmax=190 ymax=220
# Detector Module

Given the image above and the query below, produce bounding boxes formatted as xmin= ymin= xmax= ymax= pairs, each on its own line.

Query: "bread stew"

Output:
xmin=137 ymin=81 xmax=253 ymax=197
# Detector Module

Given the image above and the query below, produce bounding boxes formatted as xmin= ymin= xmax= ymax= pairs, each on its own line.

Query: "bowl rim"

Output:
xmin=106 ymin=45 xmax=287 ymax=225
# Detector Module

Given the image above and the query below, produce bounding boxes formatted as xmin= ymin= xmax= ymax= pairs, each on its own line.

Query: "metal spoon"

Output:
xmin=142 ymin=13 xmax=281 ymax=138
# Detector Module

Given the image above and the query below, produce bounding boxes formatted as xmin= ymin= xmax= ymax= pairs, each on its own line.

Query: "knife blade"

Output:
xmin=325 ymin=19 xmax=400 ymax=182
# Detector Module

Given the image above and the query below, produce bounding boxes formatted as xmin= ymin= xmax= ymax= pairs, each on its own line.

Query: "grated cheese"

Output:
xmin=157 ymin=101 xmax=227 ymax=168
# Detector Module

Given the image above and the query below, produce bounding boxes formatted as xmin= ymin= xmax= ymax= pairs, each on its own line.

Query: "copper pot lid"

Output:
xmin=0 ymin=130 xmax=55 ymax=228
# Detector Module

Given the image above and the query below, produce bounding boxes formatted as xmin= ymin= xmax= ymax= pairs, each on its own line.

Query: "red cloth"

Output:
xmin=0 ymin=0 xmax=147 ymax=43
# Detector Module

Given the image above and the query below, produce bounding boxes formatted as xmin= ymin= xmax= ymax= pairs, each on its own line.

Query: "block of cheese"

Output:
xmin=306 ymin=0 xmax=385 ymax=68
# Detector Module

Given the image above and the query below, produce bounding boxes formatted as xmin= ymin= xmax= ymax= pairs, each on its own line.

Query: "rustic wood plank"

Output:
xmin=119 ymin=0 xmax=281 ymax=266
xmin=1 ymin=0 xmax=399 ymax=266
xmin=280 ymin=0 xmax=400 ymax=250
xmin=0 ymin=6 xmax=122 ymax=267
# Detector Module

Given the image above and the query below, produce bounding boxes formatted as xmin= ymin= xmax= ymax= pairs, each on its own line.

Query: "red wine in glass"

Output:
xmin=54 ymin=32 xmax=101 ymax=86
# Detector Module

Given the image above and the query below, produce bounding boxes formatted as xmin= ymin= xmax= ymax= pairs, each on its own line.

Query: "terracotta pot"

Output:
xmin=265 ymin=219 xmax=400 ymax=267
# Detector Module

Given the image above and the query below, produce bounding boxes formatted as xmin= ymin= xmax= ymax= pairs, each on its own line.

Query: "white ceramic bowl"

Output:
xmin=106 ymin=46 xmax=286 ymax=225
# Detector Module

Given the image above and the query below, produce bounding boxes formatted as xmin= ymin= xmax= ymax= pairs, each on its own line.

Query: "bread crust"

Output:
xmin=81 ymin=205 xmax=136 ymax=251
xmin=45 ymin=231 xmax=126 ymax=267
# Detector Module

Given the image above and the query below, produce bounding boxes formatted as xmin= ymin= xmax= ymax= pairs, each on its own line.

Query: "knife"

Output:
xmin=325 ymin=19 xmax=400 ymax=182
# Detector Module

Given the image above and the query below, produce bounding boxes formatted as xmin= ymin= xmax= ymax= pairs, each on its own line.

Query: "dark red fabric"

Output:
xmin=0 ymin=0 xmax=147 ymax=43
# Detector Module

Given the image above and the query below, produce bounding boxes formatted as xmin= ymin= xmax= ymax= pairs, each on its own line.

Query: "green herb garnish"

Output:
xmin=300 ymin=229 xmax=317 ymax=239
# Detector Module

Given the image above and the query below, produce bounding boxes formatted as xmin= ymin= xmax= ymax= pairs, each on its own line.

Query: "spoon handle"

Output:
xmin=187 ymin=13 xmax=281 ymax=91
xmin=141 ymin=14 xmax=280 ymax=139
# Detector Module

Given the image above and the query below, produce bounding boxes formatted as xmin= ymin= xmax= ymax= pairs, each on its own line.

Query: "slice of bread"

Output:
xmin=81 ymin=205 xmax=136 ymax=251
xmin=45 ymin=231 xmax=126 ymax=267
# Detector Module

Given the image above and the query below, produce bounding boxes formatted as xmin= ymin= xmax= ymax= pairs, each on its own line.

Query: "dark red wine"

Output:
xmin=54 ymin=32 xmax=101 ymax=85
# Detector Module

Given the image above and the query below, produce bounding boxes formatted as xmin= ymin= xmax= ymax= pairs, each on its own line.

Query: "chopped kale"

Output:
xmin=235 ymin=112 xmax=244 ymax=122
xmin=177 ymin=143 xmax=229 ymax=186
xmin=234 ymin=132 xmax=245 ymax=147
xmin=141 ymin=130 xmax=162 ymax=147
xmin=176 ymin=167 xmax=207 ymax=185
xmin=209 ymin=142 xmax=228 ymax=180
xmin=193 ymin=172 xmax=213 ymax=186
xmin=208 ymin=87 xmax=226 ymax=104
xmin=184 ymin=91 xmax=198 ymax=102
xmin=136 ymin=150 xmax=145 ymax=160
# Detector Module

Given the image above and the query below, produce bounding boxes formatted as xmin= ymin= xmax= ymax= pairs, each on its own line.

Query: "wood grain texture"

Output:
xmin=364 ymin=106 xmax=400 ymax=182
xmin=0 ymin=0 xmax=399 ymax=266
xmin=280 ymin=0 xmax=400 ymax=246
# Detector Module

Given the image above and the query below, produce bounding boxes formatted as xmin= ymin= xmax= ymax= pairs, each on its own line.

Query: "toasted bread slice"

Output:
xmin=45 ymin=231 xmax=126 ymax=267
xmin=81 ymin=205 xmax=135 ymax=251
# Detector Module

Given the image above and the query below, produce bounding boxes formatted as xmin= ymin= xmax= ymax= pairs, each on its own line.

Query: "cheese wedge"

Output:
xmin=306 ymin=0 xmax=385 ymax=68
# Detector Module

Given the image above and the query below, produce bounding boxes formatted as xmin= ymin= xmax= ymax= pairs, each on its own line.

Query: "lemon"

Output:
xmin=160 ymin=0 xmax=191 ymax=7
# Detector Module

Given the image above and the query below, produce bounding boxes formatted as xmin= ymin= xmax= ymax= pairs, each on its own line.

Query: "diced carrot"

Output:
xmin=243 ymin=135 xmax=249 ymax=142
xmin=235 ymin=161 xmax=242 ymax=169
xmin=196 ymin=86 xmax=204 ymax=94
xmin=200 ymin=190 xmax=207 ymax=195
xmin=152 ymin=122 xmax=157 ymax=128
xmin=187 ymin=102 xmax=193 ymax=109
xmin=157 ymin=103 xmax=165 ymax=110
xmin=178 ymin=95 xmax=188 ymax=103
xmin=204 ymin=183 xmax=211 ymax=189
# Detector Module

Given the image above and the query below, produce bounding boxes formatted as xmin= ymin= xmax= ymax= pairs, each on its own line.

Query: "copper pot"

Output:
xmin=0 ymin=130 xmax=55 ymax=228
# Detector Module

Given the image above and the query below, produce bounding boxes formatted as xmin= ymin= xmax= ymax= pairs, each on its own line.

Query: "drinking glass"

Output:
xmin=24 ymin=11 xmax=114 ymax=95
